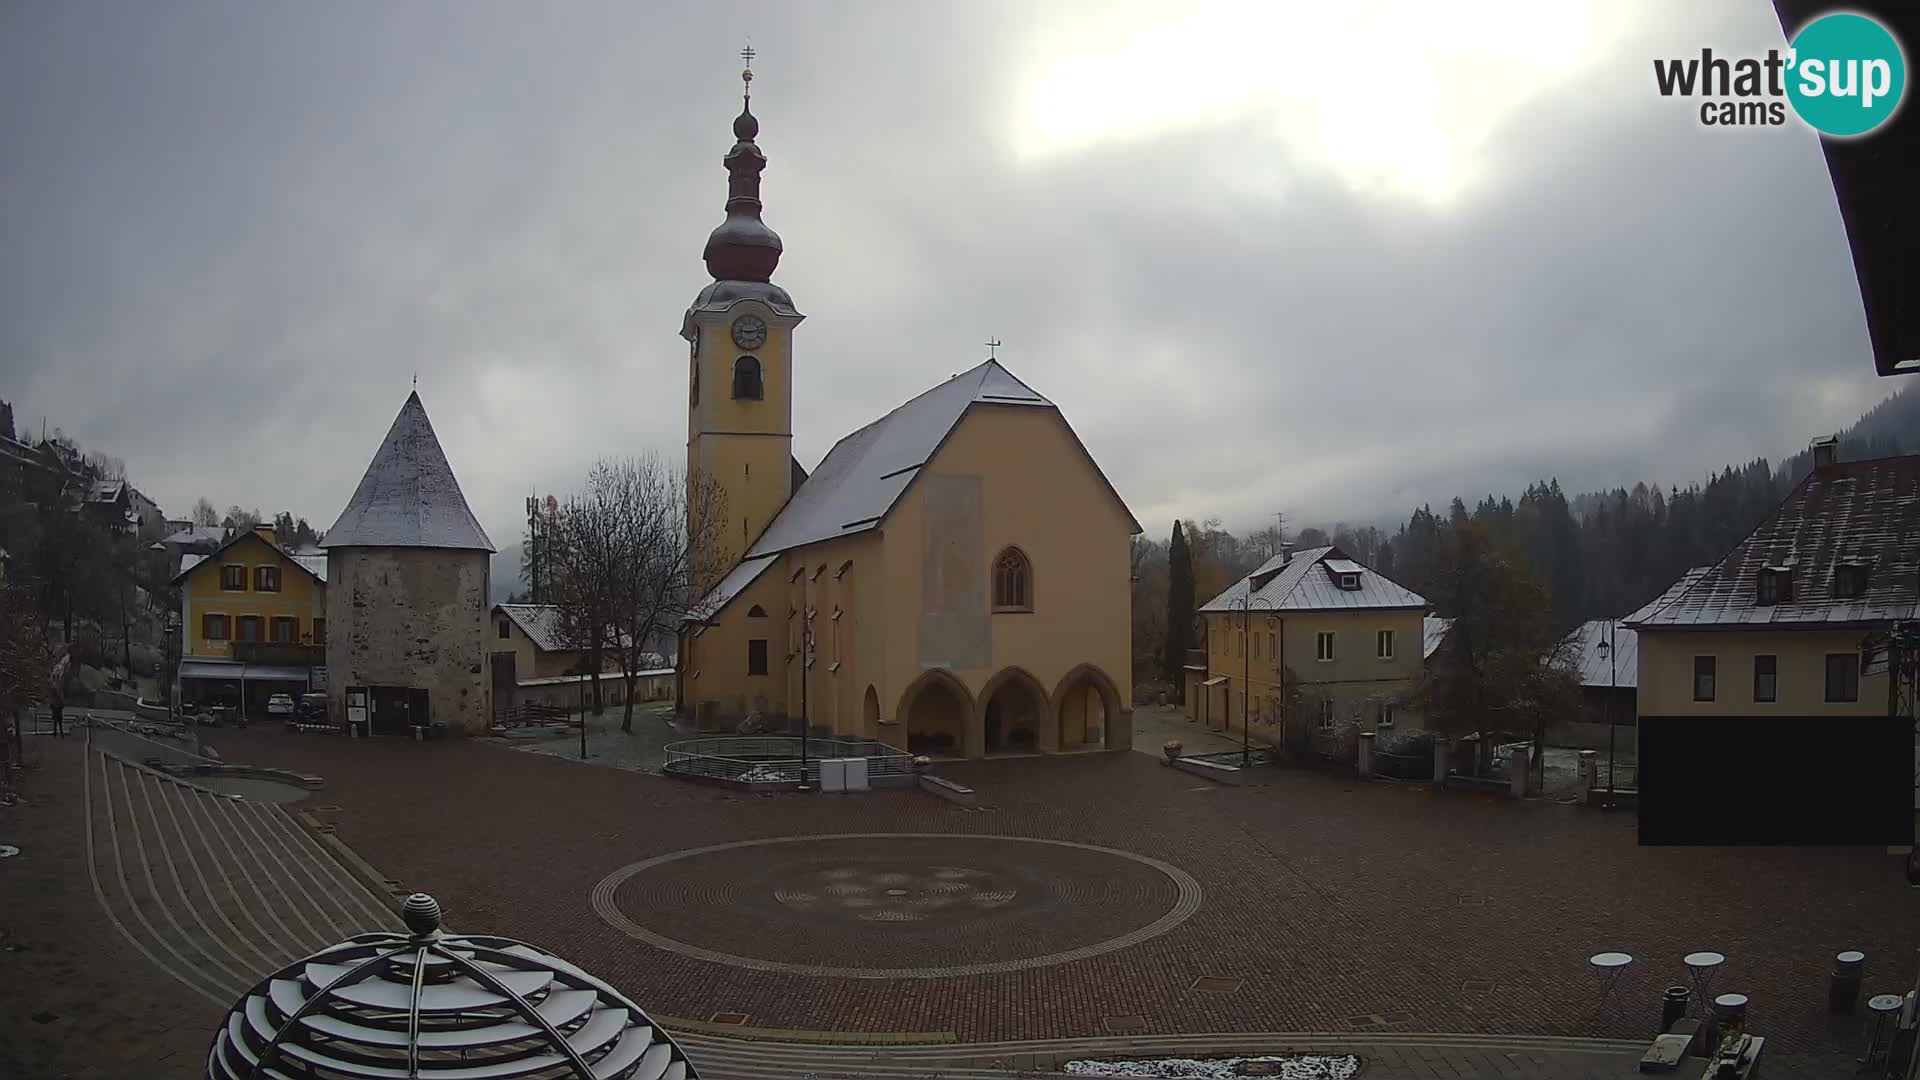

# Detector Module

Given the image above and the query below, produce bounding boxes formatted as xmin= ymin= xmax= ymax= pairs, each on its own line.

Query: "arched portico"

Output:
xmin=1051 ymin=663 xmax=1126 ymax=752
xmin=861 ymin=684 xmax=880 ymax=739
xmin=977 ymin=666 xmax=1050 ymax=754
xmin=896 ymin=668 xmax=975 ymax=758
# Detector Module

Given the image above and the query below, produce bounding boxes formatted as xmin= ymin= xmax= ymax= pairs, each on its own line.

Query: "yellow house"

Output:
xmin=489 ymin=603 xmax=673 ymax=714
xmin=1625 ymin=440 xmax=1919 ymax=724
xmin=172 ymin=524 xmax=328 ymax=710
xmin=1190 ymin=546 xmax=1430 ymax=746
xmin=675 ymin=80 xmax=1140 ymax=758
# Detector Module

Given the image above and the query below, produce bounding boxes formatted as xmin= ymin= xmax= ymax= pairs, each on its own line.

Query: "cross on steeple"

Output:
xmin=985 ymin=338 xmax=1002 ymax=359
xmin=741 ymin=43 xmax=755 ymax=100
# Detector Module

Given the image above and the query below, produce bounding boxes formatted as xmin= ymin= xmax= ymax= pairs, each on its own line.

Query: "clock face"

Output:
xmin=731 ymin=315 xmax=768 ymax=351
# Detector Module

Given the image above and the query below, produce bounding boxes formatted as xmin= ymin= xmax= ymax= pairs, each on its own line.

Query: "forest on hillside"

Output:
xmin=1129 ymin=382 xmax=1919 ymax=692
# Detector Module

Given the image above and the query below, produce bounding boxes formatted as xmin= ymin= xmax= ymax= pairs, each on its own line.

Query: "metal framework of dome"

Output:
xmin=206 ymin=893 xmax=698 ymax=1079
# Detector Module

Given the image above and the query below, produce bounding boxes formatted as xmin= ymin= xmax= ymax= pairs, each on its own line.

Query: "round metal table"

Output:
xmin=1588 ymin=952 xmax=1633 ymax=1021
xmin=1683 ymin=951 xmax=1725 ymax=1016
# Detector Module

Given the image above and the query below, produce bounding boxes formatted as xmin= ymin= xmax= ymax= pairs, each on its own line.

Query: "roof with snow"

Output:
xmin=1558 ymin=620 xmax=1638 ymax=689
xmin=322 ymin=392 xmax=494 ymax=552
xmin=169 ymin=530 xmax=326 ymax=586
xmin=494 ymin=604 xmax=578 ymax=652
xmin=162 ymin=524 xmax=227 ymax=547
xmin=1422 ymin=616 xmax=1454 ymax=659
xmin=1623 ymin=454 xmax=1920 ymax=629
xmin=1199 ymin=546 xmax=1427 ymax=614
xmin=691 ymin=359 xmax=1138 ymax=618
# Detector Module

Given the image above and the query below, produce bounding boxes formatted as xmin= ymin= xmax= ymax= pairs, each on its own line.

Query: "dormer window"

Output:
xmin=1756 ymin=566 xmax=1793 ymax=606
xmin=1339 ymin=573 xmax=1359 ymax=590
xmin=1323 ymin=558 xmax=1365 ymax=591
xmin=1834 ymin=562 xmax=1870 ymax=598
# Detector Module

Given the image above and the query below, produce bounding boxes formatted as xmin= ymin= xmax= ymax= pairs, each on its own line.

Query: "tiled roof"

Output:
xmin=495 ymin=604 xmax=577 ymax=652
xmin=1423 ymin=616 xmax=1455 ymax=659
xmin=1625 ymin=455 xmax=1920 ymax=628
xmin=1621 ymin=568 xmax=1711 ymax=624
xmin=323 ymin=391 xmax=494 ymax=552
xmin=743 ymin=360 xmax=1057 ymax=558
xmin=162 ymin=525 xmax=227 ymax=547
xmin=1199 ymin=546 xmax=1427 ymax=613
xmin=1558 ymin=619 xmax=1638 ymax=689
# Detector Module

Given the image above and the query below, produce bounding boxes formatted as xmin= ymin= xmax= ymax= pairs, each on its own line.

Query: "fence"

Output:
xmin=662 ymin=735 xmax=915 ymax=787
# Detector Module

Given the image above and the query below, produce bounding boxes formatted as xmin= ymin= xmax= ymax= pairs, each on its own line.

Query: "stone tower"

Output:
xmin=323 ymin=391 xmax=495 ymax=735
xmin=683 ymin=56 xmax=806 ymax=562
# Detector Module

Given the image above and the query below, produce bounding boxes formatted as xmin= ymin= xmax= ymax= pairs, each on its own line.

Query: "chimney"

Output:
xmin=1810 ymin=434 xmax=1839 ymax=471
xmin=252 ymin=523 xmax=276 ymax=546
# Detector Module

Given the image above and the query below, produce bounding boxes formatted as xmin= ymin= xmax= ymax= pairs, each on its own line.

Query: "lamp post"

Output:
xmin=1228 ymin=594 xmax=1275 ymax=769
xmin=798 ymin=601 xmax=815 ymax=791
xmin=1597 ymin=622 xmax=1617 ymax=809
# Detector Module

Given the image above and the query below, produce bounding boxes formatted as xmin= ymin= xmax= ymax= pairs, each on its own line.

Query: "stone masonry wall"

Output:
xmin=325 ymin=547 xmax=490 ymax=735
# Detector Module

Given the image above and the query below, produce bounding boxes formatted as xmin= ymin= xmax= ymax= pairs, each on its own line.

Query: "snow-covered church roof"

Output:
xmin=323 ymin=391 xmax=495 ymax=552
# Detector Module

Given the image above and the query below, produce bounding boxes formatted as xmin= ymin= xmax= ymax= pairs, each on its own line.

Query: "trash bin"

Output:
xmin=1712 ymin=992 xmax=1749 ymax=1035
xmin=1662 ymin=985 xmax=1692 ymax=1032
xmin=1830 ymin=950 xmax=1866 ymax=1014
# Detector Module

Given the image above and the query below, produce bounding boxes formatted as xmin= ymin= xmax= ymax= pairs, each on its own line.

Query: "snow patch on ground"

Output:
xmin=1062 ymin=1054 xmax=1361 ymax=1078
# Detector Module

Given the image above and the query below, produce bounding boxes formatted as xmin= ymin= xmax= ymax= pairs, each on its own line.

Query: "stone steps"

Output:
xmin=84 ymin=742 xmax=400 ymax=1007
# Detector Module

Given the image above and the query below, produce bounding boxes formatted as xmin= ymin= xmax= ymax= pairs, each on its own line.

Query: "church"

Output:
xmin=676 ymin=63 xmax=1140 ymax=758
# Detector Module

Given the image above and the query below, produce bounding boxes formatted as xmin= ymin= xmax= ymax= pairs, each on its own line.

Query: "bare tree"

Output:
xmin=548 ymin=456 xmax=731 ymax=732
xmin=190 ymin=498 xmax=221 ymax=527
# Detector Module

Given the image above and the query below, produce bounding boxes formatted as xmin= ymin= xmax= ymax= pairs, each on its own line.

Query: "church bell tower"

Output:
xmin=683 ymin=47 xmax=804 ymax=561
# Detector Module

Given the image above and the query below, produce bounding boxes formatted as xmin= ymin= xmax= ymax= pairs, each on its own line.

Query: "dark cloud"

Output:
xmin=0 ymin=1 xmax=1888 ymax=546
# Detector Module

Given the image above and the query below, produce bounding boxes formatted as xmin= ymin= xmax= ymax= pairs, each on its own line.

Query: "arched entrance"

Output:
xmin=897 ymin=670 xmax=973 ymax=757
xmin=1052 ymin=664 xmax=1123 ymax=751
xmin=862 ymin=684 xmax=880 ymax=739
xmin=978 ymin=668 xmax=1048 ymax=754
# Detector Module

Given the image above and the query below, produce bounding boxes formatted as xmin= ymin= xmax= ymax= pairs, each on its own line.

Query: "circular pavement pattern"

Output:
xmin=591 ymin=833 xmax=1204 ymax=979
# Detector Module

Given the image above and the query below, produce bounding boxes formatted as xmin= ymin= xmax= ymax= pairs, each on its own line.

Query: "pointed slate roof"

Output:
xmin=323 ymin=392 xmax=495 ymax=552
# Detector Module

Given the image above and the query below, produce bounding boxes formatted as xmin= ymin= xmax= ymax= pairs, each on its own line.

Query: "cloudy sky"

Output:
xmin=0 ymin=0 xmax=1891 ymax=547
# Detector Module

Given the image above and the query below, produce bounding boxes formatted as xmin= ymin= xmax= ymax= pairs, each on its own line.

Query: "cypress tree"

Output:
xmin=1164 ymin=521 xmax=1195 ymax=696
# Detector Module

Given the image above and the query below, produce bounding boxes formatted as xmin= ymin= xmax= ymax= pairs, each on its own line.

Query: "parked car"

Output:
xmin=294 ymin=693 xmax=329 ymax=721
xmin=266 ymin=693 xmax=295 ymax=717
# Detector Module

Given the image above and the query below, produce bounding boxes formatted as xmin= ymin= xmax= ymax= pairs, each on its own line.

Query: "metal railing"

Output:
xmin=662 ymin=736 xmax=914 ymax=786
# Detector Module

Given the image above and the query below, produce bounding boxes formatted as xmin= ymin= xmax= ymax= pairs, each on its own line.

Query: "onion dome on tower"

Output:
xmin=689 ymin=46 xmax=797 ymax=317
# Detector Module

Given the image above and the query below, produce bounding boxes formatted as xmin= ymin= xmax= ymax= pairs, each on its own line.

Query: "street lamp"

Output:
xmin=1597 ymin=622 xmax=1617 ymax=809
xmin=798 ymin=598 xmax=815 ymax=791
xmin=1227 ymin=594 xmax=1276 ymax=769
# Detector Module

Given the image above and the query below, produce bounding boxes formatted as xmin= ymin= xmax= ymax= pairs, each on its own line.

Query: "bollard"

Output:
xmin=1712 ymin=992 xmax=1749 ymax=1037
xmin=1661 ymin=985 xmax=1691 ymax=1033
xmin=1829 ymin=950 xmax=1865 ymax=1014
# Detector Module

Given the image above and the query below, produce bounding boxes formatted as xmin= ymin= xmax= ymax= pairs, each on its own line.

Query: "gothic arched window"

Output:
xmin=732 ymin=355 xmax=763 ymax=400
xmin=992 ymin=546 xmax=1032 ymax=612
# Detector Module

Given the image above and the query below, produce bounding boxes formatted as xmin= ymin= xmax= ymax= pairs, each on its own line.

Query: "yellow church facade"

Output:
xmin=675 ymin=70 xmax=1138 ymax=758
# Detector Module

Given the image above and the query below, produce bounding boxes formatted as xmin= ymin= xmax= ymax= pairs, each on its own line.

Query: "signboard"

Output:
xmin=310 ymin=666 xmax=329 ymax=691
xmin=346 ymin=688 xmax=367 ymax=727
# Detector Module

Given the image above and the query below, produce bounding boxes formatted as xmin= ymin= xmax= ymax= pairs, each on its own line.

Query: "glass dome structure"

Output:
xmin=206 ymin=893 xmax=698 ymax=1079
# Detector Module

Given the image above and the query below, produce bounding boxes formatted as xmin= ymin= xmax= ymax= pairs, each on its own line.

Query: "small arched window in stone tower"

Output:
xmin=992 ymin=546 xmax=1032 ymax=612
xmin=733 ymin=355 xmax=763 ymax=400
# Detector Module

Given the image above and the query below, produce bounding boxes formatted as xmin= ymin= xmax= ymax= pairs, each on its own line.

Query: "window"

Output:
xmin=270 ymin=617 xmax=298 ymax=644
xmin=1834 ymin=563 xmax=1870 ymax=597
xmin=747 ymin=604 xmax=768 ymax=618
xmin=1376 ymin=700 xmax=1396 ymax=727
xmin=1316 ymin=631 xmax=1335 ymax=661
xmin=1376 ymin=629 xmax=1395 ymax=659
xmin=237 ymin=615 xmax=263 ymax=643
xmin=1753 ymin=655 xmax=1777 ymax=702
xmin=1338 ymin=572 xmax=1359 ymax=590
xmin=1757 ymin=567 xmax=1792 ymax=605
xmin=498 ymin=620 xmax=511 ymax=639
xmin=732 ymin=355 xmax=763 ymax=399
xmin=1825 ymin=653 xmax=1860 ymax=703
xmin=313 ymin=618 xmax=327 ymax=645
xmin=747 ymin=638 xmax=769 ymax=676
xmin=254 ymin=565 xmax=281 ymax=592
xmin=1268 ymin=631 xmax=1276 ymax=659
xmin=221 ymin=564 xmax=246 ymax=591
xmin=1317 ymin=697 xmax=1335 ymax=729
xmin=203 ymin=613 xmax=230 ymax=641
xmin=992 ymin=547 xmax=1032 ymax=611
xmin=1692 ymin=655 xmax=1716 ymax=702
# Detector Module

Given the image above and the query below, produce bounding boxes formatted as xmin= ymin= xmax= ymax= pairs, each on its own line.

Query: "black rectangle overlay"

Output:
xmin=1638 ymin=715 xmax=1910 ymax=845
